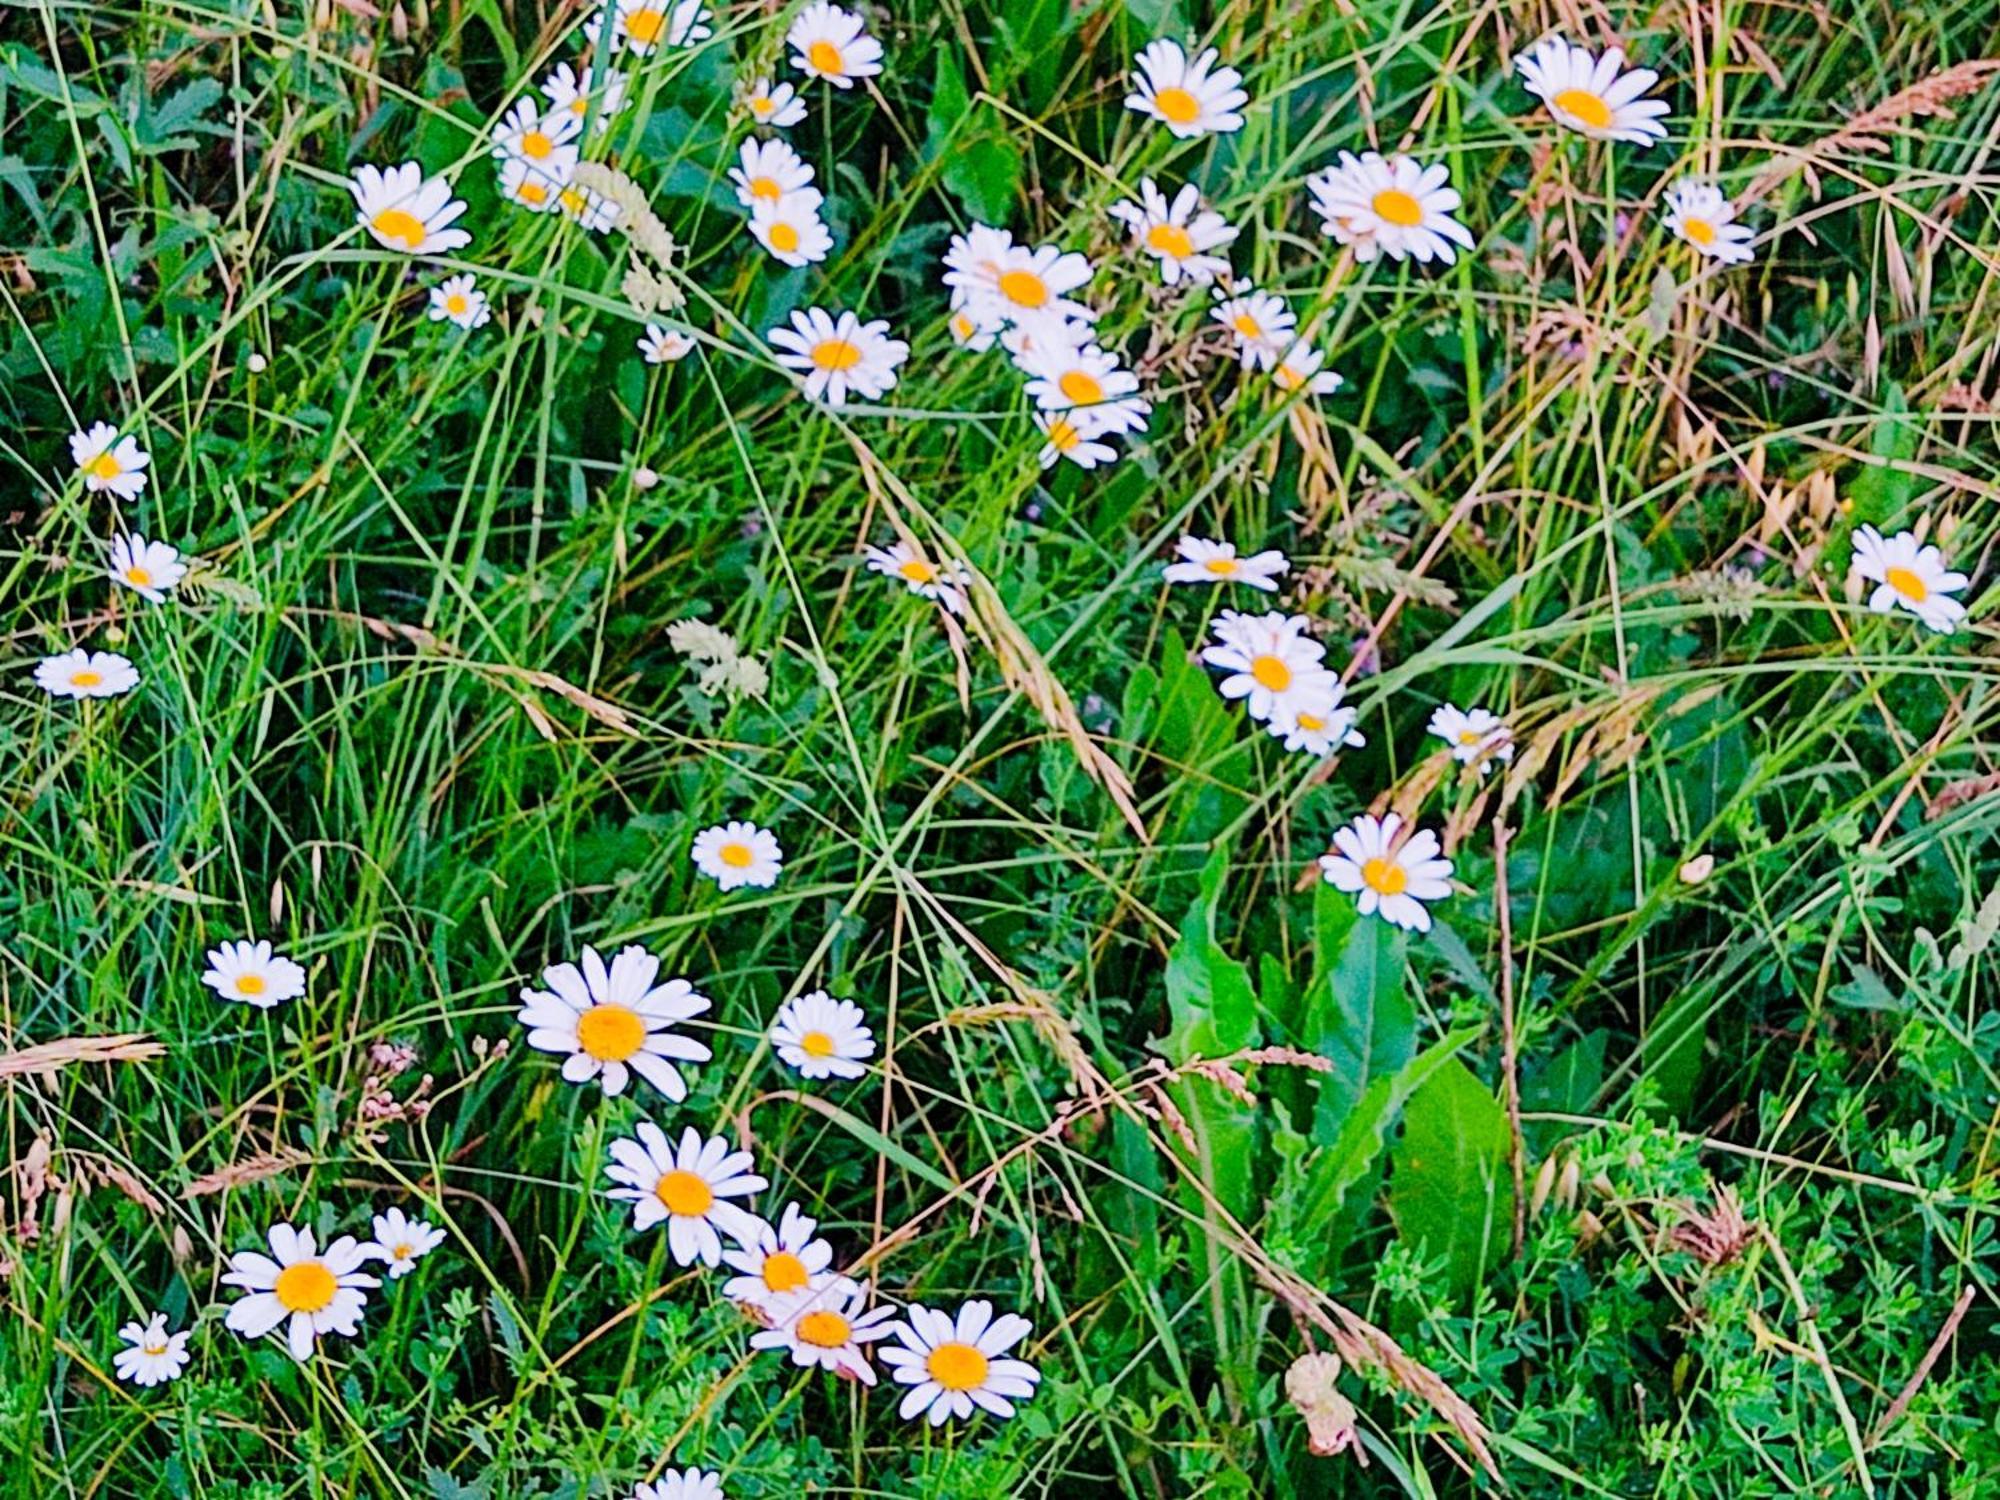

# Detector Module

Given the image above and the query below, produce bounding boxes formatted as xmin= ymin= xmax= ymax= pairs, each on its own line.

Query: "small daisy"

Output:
xmin=768 ymin=307 xmax=908 ymax=406
xmin=743 ymin=77 xmax=808 ymax=128
xmin=1035 ymin=411 xmax=1121 ymax=470
xmin=497 ymin=156 xmax=566 ymax=213
xmin=748 ymin=193 xmax=833 ymax=267
xmin=1271 ymin=337 xmax=1344 ymax=396
xmin=880 ymin=1300 xmax=1041 ymax=1426
xmin=201 ymin=938 xmax=308 ymax=1009
xmin=604 ymin=1123 xmax=766 ymax=1266
xmin=730 ymin=138 xmax=815 ymax=208
xmin=1662 ymin=179 xmax=1754 ymax=265
xmin=1210 ymin=288 xmax=1296 ymax=371
xmin=585 ymin=0 xmax=711 ymax=54
xmin=34 ymin=647 xmax=137 ymax=700
xmin=751 ymin=1275 xmax=897 ymax=1383
xmin=221 ymin=1221 xmax=379 ymax=1362
xmin=540 ymin=62 xmax=628 ymax=134
xmin=108 ymin=534 xmax=187 ymax=603
xmin=947 ymin=301 xmax=1000 ymax=353
xmin=1014 ymin=341 xmax=1150 ymax=435
xmin=691 ymin=820 xmax=785 ymax=890
xmin=349 ymin=162 xmax=471 ymax=255
xmin=366 ymin=1206 xmax=446 ymax=1278
xmin=723 ymin=1202 xmax=836 ymax=1313
xmin=516 ymin=943 xmax=712 ymax=1100
xmin=863 ymin=541 xmax=972 ymax=612
xmin=1199 ymin=610 xmax=1330 ymax=721
xmin=1852 ymin=524 xmax=1970 ymax=634
xmin=1317 ymin=812 xmax=1453 ymax=933
xmin=1515 ymin=35 xmax=1669 ymax=146
xmin=1268 ymin=686 xmax=1365 ymax=756
xmin=1124 ymin=39 xmax=1247 ymax=138
xmin=639 ymin=325 xmax=696 ymax=364
xmin=788 ymin=2 xmax=883 ymax=89
xmin=557 ymin=182 xmax=622 ymax=233
xmin=113 ymin=1313 xmax=191 ymax=1388
xmin=1306 ymin=152 xmax=1475 ymax=266
xmin=1162 ymin=537 xmax=1288 ymax=592
xmin=952 ymin=241 xmax=1097 ymax=331
xmin=633 ymin=1470 xmax=725 ymax=1500
xmin=428 ymin=273 xmax=492 ymax=330
xmin=490 ymin=97 xmax=582 ymax=176
xmin=69 ymin=422 xmax=150 ymax=498
xmin=1108 ymin=179 xmax=1238 ymax=286
xmin=1428 ymin=704 xmax=1514 ymax=776
xmin=769 ymin=990 xmax=874 ymax=1080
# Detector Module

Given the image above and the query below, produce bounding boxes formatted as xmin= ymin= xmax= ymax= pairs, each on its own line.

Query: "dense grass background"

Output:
xmin=5 ymin=0 xmax=2000 ymax=1494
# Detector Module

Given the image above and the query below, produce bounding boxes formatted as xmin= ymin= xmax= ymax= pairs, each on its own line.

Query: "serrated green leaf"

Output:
xmin=1390 ymin=1058 xmax=1513 ymax=1299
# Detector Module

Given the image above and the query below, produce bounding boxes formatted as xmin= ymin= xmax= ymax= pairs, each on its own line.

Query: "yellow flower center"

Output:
xmin=71 ymin=670 xmax=103 ymax=688
xmin=392 ymin=1243 xmax=413 ymax=1259
xmin=236 ymin=973 xmax=267 ymax=996
xmin=1233 ymin=314 xmax=1263 ymax=340
xmin=1459 ymin=729 xmax=1481 ymax=744
xmin=752 ymin=96 xmax=774 ymax=117
xmin=124 ymin=566 xmax=153 ymax=586
xmin=811 ymin=338 xmax=863 ymax=371
xmin=1360 ymin=857 xmax=1408 ymax=896
xmin=518 ymin=181 xmax=550 ymax=206
xmin=1298 ymin=713 xmax=1326 ymax=731
xmin=1552 ymin=88 xmax=1613 ymax=130
xmin=749 ymin=175 xmax=782 ymax=201
xmin=274 ymin=1260 xmax=338 ymax=1313
xmin=796 ymin=1308 xmax=852 ymax=1348
xmin=926 ymin=1341 xmax=990 ymax=1391
xmin=761 ymin=1250 xmax=809 ymax=1292
xmin=575 ymin=1002 xmax=646 ymax=1061
xmin=808 ymin=39 xmax=844 ymax=75
xmin=560 ymin=188 xmax=589 ymax=216
xmin=951 ymin=314 xmax=974 ymax=339
xmin=1152 ymin=86 xmax=1201 ymax=125
xmin=1146 ymin=223 xmax=1195 ymax=259
xmin=1203 ymin=557 xmax=1239 ymax=575
xmin=1059 ymin=370 xmax=1105 ymax=405
xmin=1886 ymin=565 xmax=1929 ymax=602
xmin=1371 ymin=187 xmax=1423 ymax=228
xmin=719 ymin=841 xmax=755 ymax=868
xmin=569 ymin=97 xmax=590 ymax=116
xmin=371 ymin=208 xmax=428 ymax=250
xmin=1683 ymin=217 xmax=1716 ymax=247
xmin=624 ymin=6 xmax=664 ymax=43
xmin=446 ymin=294 xmax=467 ymax=315
xmin=997 ymin=269 xmax=1049 ymax=309
xmin=897 ymin=558 xmax=936 ymax=583
xmin=1249 ymin=655 xmax=1291 ymax=692
xmin=800 ymin=1029 xmax=837 ymax=1058
xmin=654 ymin=1170 xmax=715 ymax=1217
xmin=768 ymin=221 xmax=801 ymax=253
xmin=1275 ymin=365 xmax=1303 ymax=390
xmin=143 ymin=1341 xmax=168 ymax=1356
xmin=87 ymin=452 xmax=124 ymax=480
xmin=522 ymin=130 xmax=553 ymax=160
xmin=1046 ymin=418 xmax=1080 ymax=452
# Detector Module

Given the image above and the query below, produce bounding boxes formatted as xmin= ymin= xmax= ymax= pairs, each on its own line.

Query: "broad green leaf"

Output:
xmin=1304 ymin=881 xmax=1414 ymax=1145
xmin=1390 ymin=1058 xmax=1513 ymax=1299
xmin=927 ymin=48 xmax=1022 ymax=224
xmin=1159 ymin=843 xmax=1257 ymax=1060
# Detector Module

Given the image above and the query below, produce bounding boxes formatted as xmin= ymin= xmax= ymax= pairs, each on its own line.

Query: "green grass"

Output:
xmin=5 ymin=0 xmax=2000 ymax=1494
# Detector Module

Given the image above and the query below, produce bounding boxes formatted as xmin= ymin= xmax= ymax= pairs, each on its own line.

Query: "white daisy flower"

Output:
xmin=879 ymin=1299 xmax=1041 ymax=1425
xmin=540 ymin=62 xmax=628 ymax=134
xmin=950 ymin=240 xmax=1097 ymax=332
xmin=1108 ymin=178 xmax=1238 ymax=286
xmin=366 ymin=1206 xmax=446 ymax=1278
xmin=941 ymin=222 xmax=1016 ymax=292
xmin=584 ymin=0 xmax=711 ymax=54
xmin=639 ymin=325 xmax=696 ymax=364
xmin=69 ymin=421 xmax=150 ymax=498
xmin=1317 ymin=812 xmax=1453 ymax=933
xmin=515 ymin=942 xmax=712 ymax=1100
xmin=1035 ymin=410 xmax=1120 ymax=470
xmin=1662 ymin=179 xmax=1753 ymax=264
xmin=557 ymin=182 xmax=622 ymax=233
xmin=768 ymin=307 xmax=908 ymax=406
xmin=497 ymin=155 xmax=567 ymax=213
xmin=603 ymin=1123 xmax=766 ymax=1266
xmin=787 ymin=2 xmax=884 ymax=89
xmin=348 ymin=162 xmax=471 ymax=255
xmin=108 ymin=533 xmax=186 ymax=603
xmin=1198 ymin=609 xmax=1330 ymax=721
xmin=221 ymin=1221 xmax=379 ymax=1362
xmin=427 ymin=273 xmax=491 ymax=330
xmin=1268 ymin=685 xmax=1365 ymax=756
xmin=1210 ymin=288 xmax=1295 ymax=371
xmin=730 ymin=138 xmax=816 ymax=208
xmin=751 ymin=1274 xmax=897 ymax=1383
xmin=632 ymin=1469 xmax=725 ymax=1500
xmin=1515 ymin=35 xmax=1669 ymax=146
xmin=1014 ymin=340 xmax=1150 ymax=435
xmin=691 ymin=820 xmax=785 ymax=890
xmin=748 ymin=192 xmax=833 ymax=267
xmin=1161 ymin=537 xmax=1288 ymax=592
xmin=1306 ymin=152 xmax=1474 ymax=266
xmin=113 ymin=1313 xmax=191 ymax=1388
xmin=743 ymin=77 xmax=807 ymax=128
xmin=1852 ymin=524 xmax=1970 ymax=634
xmin=1272 ymin=337 xmax=1344 ymax=396
xmin=769 ymin=990 xmax=874 ymax=1080
xmin=34 ymin=647 xmax=138 ymax=700
xmin=863 ymin=541 xmax=971 ymax=612
xmin=1428 ymin=704 xmax=1514 ymax=776
xmin=1124 ymin=38 xmax=1247 ymax=138
xmin=201 ymin=938 xmax=308 ymax=1009
xmin=722 ymin=1202 xmax=835 ymax=1313
xmin=947 ymin=301 xmax=1001 ymax=353
xmin=490 ymin=98 xmax=582 ymax=178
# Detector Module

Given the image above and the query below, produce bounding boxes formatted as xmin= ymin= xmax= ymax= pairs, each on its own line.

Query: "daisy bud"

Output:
xmin=634 ymin=466 xmax=660 ymax=490
xmin=247 ymin=351 xmax=268 ymax=372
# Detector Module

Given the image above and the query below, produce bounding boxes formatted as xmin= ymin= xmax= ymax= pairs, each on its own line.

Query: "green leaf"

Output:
xmin=1303 ymin=882 xmax=1414 ymax=1145
xmin=1847 ymin=382 xmax=1916 ymax=526
xmin=136 ymin=78 xmax=224 ymax=152
xmin=927 ymin=48 xmax=1022 ymax=225
xmin=1158 ymin=843 xmax=1257 ymax=1060
xmin=1390 ymin=1058 xmax=1514 ymax=1299
xmin=1829 ymin=964 xmax=1906 ymax=1013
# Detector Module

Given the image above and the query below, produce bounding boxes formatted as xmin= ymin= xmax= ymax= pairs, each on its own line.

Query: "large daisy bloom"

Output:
xmin=516 ymin=943 xmax=712 ymax=1100
xmin=768 ymin=307 xmax=908 ymax=406
xmin=1014 ymin=340 xmax=1149 ymax=435
xmin=367 ymin=1206 xmax=446 ymax=1278
xmin=1108 ymin=178 xmax=1237 ymax=286
xmin=751 ymin=1275 xmax=897 ymax=1383
xmin=1307 ymin=152 xmax=1474 ymax=266
xmin=585 ymin=0 xmax=711 ymax=54
xmin=1662 ymin=179 xmax=1753 ymax=264
xmin=743 ymin=77 xmax=807 ymax=128
xmin=1124 ymin=39 xmax=1247 ymax=138
xmin=1268 ymin=685 xmax=1364 ymax=756
xmin=1035 ymin=411 xmax=1120 ymax=471
xmin=879 ymin=1300 xmax=1041 ymax=1425
xmin=70 ymin=422 xmax=149 ymax=498
xmin=1162 ymin=536 xmax=1287 ymax=593
xmin=769 ymin=990 xmax=874 ymax=1080
xmin=428 ymin=273 xmax=492 ymax=330
xmin=1210 ymin=288 xmax=1295 ymax=371
xmin=633 ymin=1469 xmax=725 ymax=1500
xmin=114 ymin=1313 xmax=191 ymax=1388
xmin=691 ymin=820 xmax=785 ymax=890
xmin=1199 ymin=610 xmax=1330 ymax=721
xmin=1428 ymin=704 xmax=1514 ymax=776
xmin=722 ymin=1202 xmax=835 ymax=1314
xmin=108 ymin=533 xmax=186 ymax=603
xmin=639 ymin=325 xmax=696 ymax=364
xmin=1851 ymin=524 xmax=1970 ymax=634
xmin=787 ymin=2 xmax=883 ymax=88
xmin=349 ymin=162 xmax=471 ymax=255
xmin=1515 ymin=36 xmax=1669 ymax=146
xmin=863 ymin=541 xmax=971 ymax=612
xmin=540 ymin=62 xmax=628 ymax=134
xmin=222 ymin=1222 xmax=379 ymax=1362
xmin=490 ymin=98 xmax=581 ymax=177
xmin=35 ymin=648 xmax=138 ymax=700
xmin=748 ymin=193 xmax=833 ymax=267
xmin=730 ymin=138 xmax=815 ymax=208
xmin=1317 ymin=812 xmax=1453 ymax=933
xmin=603 ymin=1124 xmax=766 ymax=1266
xmin=201 ymin=938 xmax=307 ymax=1009
xmin=947 ymin=238 xmax=1096 ymax=332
